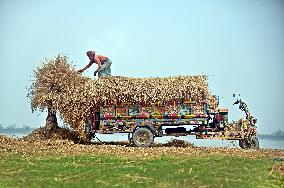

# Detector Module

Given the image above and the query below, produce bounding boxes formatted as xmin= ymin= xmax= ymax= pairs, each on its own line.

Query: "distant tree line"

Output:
xmin=0 ymin=124 xmax=34 ymax=134
xmin=258 ymin=129 xmax=284 ymax=140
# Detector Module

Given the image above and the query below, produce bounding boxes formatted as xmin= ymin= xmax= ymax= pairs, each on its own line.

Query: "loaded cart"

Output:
xmin=85 ymin=95 xmax=259 ymax=149
xmin=29 ymin=58 xmax=258 ymax=148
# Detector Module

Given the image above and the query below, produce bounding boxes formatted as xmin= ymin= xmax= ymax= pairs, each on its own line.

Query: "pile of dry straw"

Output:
xmin=28 ymin=55 xmax=210 ymax=137
xmin=2 ymin=135 xmax=284 ymax=159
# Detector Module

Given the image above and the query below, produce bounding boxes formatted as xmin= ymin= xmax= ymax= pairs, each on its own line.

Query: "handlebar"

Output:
xmin=233 ymin=99 xmax=240 ymax=105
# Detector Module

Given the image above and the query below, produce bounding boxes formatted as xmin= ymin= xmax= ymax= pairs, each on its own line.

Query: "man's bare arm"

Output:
xmin=78 ymin=61 xmax=94 ymax=72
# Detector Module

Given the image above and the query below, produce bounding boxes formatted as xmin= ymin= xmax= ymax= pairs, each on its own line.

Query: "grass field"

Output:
xmin=0 ymin=153 xmax=283 ymax=188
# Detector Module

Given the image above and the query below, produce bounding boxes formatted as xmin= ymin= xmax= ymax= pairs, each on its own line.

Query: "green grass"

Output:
xmin=0 ymin=154 xmax=283 ymax=188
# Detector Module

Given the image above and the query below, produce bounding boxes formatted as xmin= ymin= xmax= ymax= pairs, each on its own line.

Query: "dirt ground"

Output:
xmin=1 ymin=134 xmax=283 ymax=160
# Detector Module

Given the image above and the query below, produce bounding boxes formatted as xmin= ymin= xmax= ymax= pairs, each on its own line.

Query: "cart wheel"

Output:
xmin=239 ymin=137 xmax=259 ymax=149
xmin=249 ymin=137 xmax=259 ymax=149
xmin=132 ymin=127 xmax=154 ymax=147
xmin=239 ymin=139 xmax=249 ymax=149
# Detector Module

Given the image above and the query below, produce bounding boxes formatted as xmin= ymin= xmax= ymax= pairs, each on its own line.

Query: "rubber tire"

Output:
xmin=249 ymin=137 xmax=259 ymax=149
xmin=239 ymin=137 xmax=259 ymax=149
xmin=132 ymin=127 xmax=154 ymax=147
xmin=239 ymin=139 xmax=249 ymax=149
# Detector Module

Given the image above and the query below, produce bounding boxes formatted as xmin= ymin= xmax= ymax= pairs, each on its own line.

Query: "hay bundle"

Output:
xmin=23 ymin=127 xmax=81 ymax=143
xmin=28 ymin=55 xmax=210 ymax=137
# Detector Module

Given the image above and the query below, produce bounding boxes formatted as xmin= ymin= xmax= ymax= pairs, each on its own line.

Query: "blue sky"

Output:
xmin=0 ymin=0 xmax=283 ymax=133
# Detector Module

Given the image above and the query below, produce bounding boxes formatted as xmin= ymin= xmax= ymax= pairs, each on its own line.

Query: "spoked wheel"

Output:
xmin=132 ymin=127 xmax=154 ymax=147
xmin=239 ymin=137 xmax=259 ymax=149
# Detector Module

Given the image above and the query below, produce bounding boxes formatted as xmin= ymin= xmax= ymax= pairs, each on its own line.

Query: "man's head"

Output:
xmin=86 ymin=50 xmax=96 ymax=61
